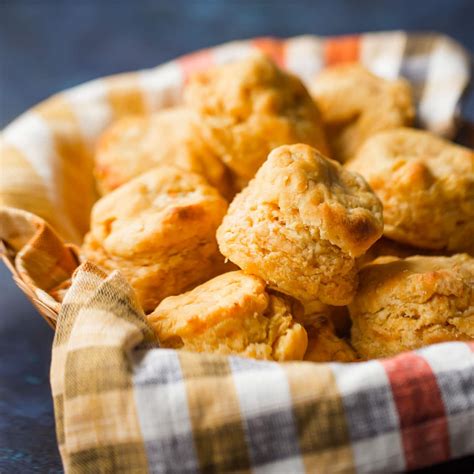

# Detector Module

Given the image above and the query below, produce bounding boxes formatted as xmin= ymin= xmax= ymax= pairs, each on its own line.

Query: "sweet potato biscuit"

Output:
xmin=184 ymin=53 xmax=328 ymax=187
xmin=82 ymin=166 xmax=229 ymax=312
xmin=217 ymin=144 xmax=384 ymax=305
xmin=346 ymin=128 xmax=474 ymax=252
xmin=147 ymin=271 xmax=308 ymax=361
xmin=350 ymin=254 xmax=474 ymax=359
xmin=311 ymin=64 xmax=414 ymax=163
xmin=304 ymin=317 xmax=358 ymax=363
xmin=94 ymin=107 xmax=233 ymax=197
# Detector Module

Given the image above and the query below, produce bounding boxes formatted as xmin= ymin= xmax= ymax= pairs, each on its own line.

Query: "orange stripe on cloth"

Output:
xmin=179 ymin=49 xmax=215 ymax=82
xmin=324 ymin=34 xmax=361 ymax=65
xmin=178 ymin=352 xmax=251 ymax=472
xmin=382 ymin=352 xmax=450 ymax=470
xmin=251 ymin=37 xmax=286 ymax=67
xmin=283 ymin=362 xmax=355 ymax=473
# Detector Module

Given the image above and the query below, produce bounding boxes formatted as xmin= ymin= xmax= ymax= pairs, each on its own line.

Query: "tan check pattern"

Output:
xmin=50 ymin=262 xmax=155 ymax=472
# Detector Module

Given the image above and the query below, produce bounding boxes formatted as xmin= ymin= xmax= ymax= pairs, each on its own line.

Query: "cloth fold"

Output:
xmin=51 ymin=262 xmax=474 ymax=473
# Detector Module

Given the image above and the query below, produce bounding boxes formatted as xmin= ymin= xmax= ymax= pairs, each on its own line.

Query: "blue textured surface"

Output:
xmin=0 ymin=1 xmax=473 ymax=472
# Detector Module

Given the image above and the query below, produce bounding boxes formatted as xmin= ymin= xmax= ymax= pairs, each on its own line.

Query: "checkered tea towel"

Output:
xmin=1 ymin=32 xmax=473 ymax=473
xmin=50 ymin=262 xmax=474 ymax=473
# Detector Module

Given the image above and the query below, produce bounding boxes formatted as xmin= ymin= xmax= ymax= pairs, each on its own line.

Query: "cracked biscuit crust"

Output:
xmin=217 ymin=144 xmax=383 ymax=305
xmin=350 ymin=254 xmax=474 ymax=358
xmin=147 ymin=271 xmax=308 ymax=361
xmin=82 ymin=166 xmax=229 ymax=312
xmin=94 ymin=107 xmax=233 ymax=198
xmin=184 ymin=53 xmax=328 ymax=187
xmin=346 ymin=128 xmax=474 ymax=252
xmin=311 ymin=64 xmax=414 ymax=163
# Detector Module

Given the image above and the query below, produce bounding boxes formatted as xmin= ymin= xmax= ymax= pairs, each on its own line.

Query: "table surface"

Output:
xmin=1 ymin=1 xmax=473 ymax=472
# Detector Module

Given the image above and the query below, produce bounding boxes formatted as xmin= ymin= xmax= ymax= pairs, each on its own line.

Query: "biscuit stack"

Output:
xmin=82 ymin=54 xmax=474 ymax=362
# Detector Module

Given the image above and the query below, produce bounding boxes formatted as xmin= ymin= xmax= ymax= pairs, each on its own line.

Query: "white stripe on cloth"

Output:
xmin=418 ymin=35 xmax=471 ymax=137
xmin=138 ymin=62 xmax=184 ymax=112
xmin=249 ymin=456 xmax=307 ymax=474
xmin=417 ymin=342 xmax=474 ymax=459
xmin=3 ymin=111 xmax=56 ymax=192
xmin=348 ymin=432 xmax=408 ymax=474
xmin=213 ymin=40 xmax=256 ymax=65
xmin=360 ymin=31 xmax=407 ymax=79
xmin=285 ymin=35 xmax=325 ymax=86
xmin=131 ymin=349 xmax=199 ymax=474
xmin=331 ymin=360 xmax=406 ymax=474
xmin=2 ymin=111 xmax=79 ymax=241
xmin=65 ymin=78 xmax=114 ymax=147
xmin=229 ymin=358 xmax=305 ymax=474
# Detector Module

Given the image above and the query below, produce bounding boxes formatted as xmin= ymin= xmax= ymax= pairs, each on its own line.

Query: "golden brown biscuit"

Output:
xmin=217 ymin=144 xmax=384 ymax=306
xmin=346 ymin=128 xmax=474 ymax=252
xmin=311 ymin=64 xmax=414 ymax=163
xmin=94 ymin=107 xmax=233 ymax=197
xmin=82 ymin=166 xmax=229 ymax=312
xmin=350 ymin=254 xmax=474 ymax=359
xmin=304 ymin=317 xmax=358 ymax=363
xmin=184 ymin=53 xmax=328 ymax=187
xmin=147 ymin=271 xmax=308 ymax=361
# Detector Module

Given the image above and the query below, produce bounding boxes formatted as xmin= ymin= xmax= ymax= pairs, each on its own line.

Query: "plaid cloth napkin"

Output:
xmin=49 ymin=262 xmax=474 ymax=473
xmin=1 ymin=32 xmax=473 ymax=473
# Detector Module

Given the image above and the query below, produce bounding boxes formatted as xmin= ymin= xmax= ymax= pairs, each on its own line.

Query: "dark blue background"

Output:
xmin=1 ymin=1 xmax=473 ymax=472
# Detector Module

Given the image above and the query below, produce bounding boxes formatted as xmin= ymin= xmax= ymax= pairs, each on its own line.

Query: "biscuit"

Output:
xmin=82 ymin=166 xmax=229 ymax=312
xmin=147 ymin=271 xmax=308 ymax=361
xmin=217 ymin=144 xmax=384 ymax=305
xmin=346 ymin=128 xmax=474 ymax=252
xmin=304 ymin=317 xmax=358 ymax=363
xmin=350 ymin=254 xmax=474 ymax=359
xmin=94 ymin=107 xmax=233 ymax=198
xmin=184 ymin=53 xmax=328 ymax=187
xmin=311 ymin=64 xmax=414 ymax=163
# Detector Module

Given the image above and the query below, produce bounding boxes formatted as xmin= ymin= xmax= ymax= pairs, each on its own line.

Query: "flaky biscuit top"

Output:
xmin=243 ymin=144 xmax=384 ymax=258
xmin=311 ymin=64 xmax=414 ymax=163
xmin=311 ymin=64 xmax=413 ymax=125
xmin=347 ymin=128 xmax=474 ymax=182
xmin=350 ymin=254 xmax=474 ymax=358
xmin=352 ymin=254 xmax=474 ymax=315
xmin=150 ymin=271 xmax=269 ymax=336
xmin=94 ymin=107 xmax=232 ymax=197
xmin=184 ymin=54 xmax=328 ymax=184
xmin=217 ymin=144 xmax=383 ymax=305
xmin=346 ymin=128 xmax=474 ymax=251
xmin=147 ymin=271 xmax=308 ymax=361
xmin=186 ymin=53 xmax=320 ymax=121
xmin=86 ymin=166 xmax=228 ymax=258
